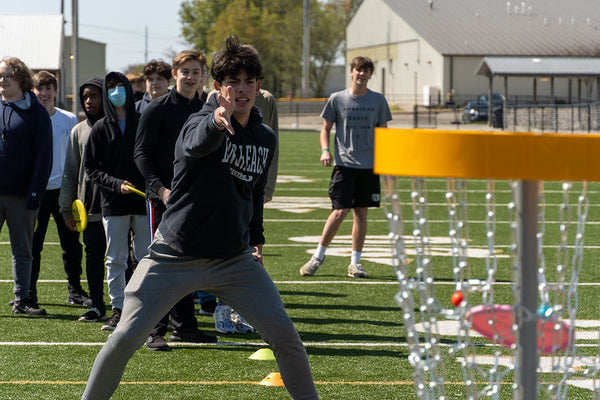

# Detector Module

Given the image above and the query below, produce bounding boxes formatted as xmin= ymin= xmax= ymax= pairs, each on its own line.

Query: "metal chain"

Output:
xmin=446 ymin=178 xmax=480 ymax=398
xmin=410 ymin=177 xmax=447 ymax=399
xmin=385 ymin=176 xmax=593 ymax=399
xmin=507 ymin=180 xmax=523 ymax=399
xmin=556 ymin=182 xmax=590 ymax=398
xmin=547 ymin=182 xmax=572 ymax=398
xmin=382 ymin=175 xmax=446 ymax=399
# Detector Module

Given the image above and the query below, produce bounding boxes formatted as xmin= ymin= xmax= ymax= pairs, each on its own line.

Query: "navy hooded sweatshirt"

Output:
xmin=0 ymin=91 xmax=52 ymax=209
xmin=83 ymin=72 xmax=146 ymax=216
xmin=158 ymin=94 xmax=277 ymax=258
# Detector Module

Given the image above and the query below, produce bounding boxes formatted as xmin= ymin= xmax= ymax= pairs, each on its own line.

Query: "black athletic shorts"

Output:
xmin=328 ymin=166 xmax=381 ymax=210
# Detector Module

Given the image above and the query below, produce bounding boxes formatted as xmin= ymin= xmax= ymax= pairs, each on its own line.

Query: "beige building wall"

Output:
xmin=63 ymin=37 xmax=106 ymax=113
xmin=347 ymin=0 xmax=592 ymax=108
xmin=346 ymin=0 xmax=447 ymax=108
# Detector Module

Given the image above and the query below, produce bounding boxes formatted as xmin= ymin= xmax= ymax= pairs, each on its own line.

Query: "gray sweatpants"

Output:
xmin=82 ymin=229 xmax=319 ymax=400
xmin=0 ymin=195 xmax=37 ymax=302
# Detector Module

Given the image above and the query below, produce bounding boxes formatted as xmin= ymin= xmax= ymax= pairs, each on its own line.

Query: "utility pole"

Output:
xmin=60 ymin=0 xmax=66 ymax=108
xmin=71 ymin=0 xmax=79 ymax=116
xmin=145 ymin=26 xmax=148 ymax=64
xmin=302 ymin=0 xmax=309 ymax=98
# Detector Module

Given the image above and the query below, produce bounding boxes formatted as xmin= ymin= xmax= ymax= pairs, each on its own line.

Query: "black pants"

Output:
xmin=83 ymin=220 xmax=107 ymax=313
xmin=31 ymin=189 xmax=83 ymax=300
xmin=148 ymin=198 xmax=199 ymax=336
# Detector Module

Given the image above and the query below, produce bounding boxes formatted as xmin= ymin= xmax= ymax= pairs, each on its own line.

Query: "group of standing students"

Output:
xmin=1 ymin=32 xmax=391 ymax=399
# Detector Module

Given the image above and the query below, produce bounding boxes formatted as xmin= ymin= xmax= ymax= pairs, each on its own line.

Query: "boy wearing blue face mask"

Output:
xmin=84 ymin=72 xmax=151 ymax=331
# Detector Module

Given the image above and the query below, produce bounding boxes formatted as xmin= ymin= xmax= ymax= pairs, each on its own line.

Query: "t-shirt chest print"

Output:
xmin=342 ymin=105 xmax=376 ymax=130
xmin=222 ymin=137 xmax=270 ymax=182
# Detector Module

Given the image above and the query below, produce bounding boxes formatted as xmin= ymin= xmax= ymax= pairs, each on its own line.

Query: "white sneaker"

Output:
xmin=231 ymin=310 xmax=254 ymax=333
xmin=348 ymin=263 xmax=368 ymax=278
xmin=300 ymin=256 xmax=324 ymax=276
xmin=214 ymin=304 xmax=235 ymax=333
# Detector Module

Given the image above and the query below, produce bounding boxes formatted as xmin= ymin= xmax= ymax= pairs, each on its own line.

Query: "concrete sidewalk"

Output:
xmin=279 ymin=112 xmax=497 ymax=131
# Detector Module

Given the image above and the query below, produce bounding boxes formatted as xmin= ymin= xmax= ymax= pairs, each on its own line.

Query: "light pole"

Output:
xmin=71 ymin=0 xmax=79 ymax=116
xmin=302 ymin=0 xmax=309 ymax=98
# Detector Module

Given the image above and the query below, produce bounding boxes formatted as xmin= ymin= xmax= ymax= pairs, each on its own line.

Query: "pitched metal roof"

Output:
xmin=476 ymin=57 xmax=600 ymax=77
xmin=382 ymin=0 xmax=600 ymax=56
xmin=0 ymin=14 xmax=64 ymax=70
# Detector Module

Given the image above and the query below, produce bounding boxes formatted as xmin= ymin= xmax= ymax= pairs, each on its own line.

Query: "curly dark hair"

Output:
xmin=1 ymin=57 xmax=33 ymax=92
xmin=142 ymin=59 xmax=172 ymax=81
xmin=210 ymin=35 xmax=263 ymax=84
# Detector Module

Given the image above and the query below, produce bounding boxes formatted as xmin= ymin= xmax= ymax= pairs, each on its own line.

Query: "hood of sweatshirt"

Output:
xmin=102 ymin=72 xmax=137 ymax=125
xmin=1 ymin=91 xmax=43 ymax=140
xmin=79 ymin=76 xmax=104 ymax=125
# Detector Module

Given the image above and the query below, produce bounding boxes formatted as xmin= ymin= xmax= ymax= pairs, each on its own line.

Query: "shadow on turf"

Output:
xmin=305 ymin=346 xmax=409 ymax=358
xmin=283 ymin=302 xmax=399 ymax=312
xmin=168 ymin=342 xmax=262 ymax=351
xmin=2 ymin=302 xmax=91 ymax=321
xmin=279 ymin=290 xmax=345 ymax=298
xmin=298 ymin=330 xmax=402 ymax=343
xmin=293 ymin=316 xmax=400 ymax=328
xmin=3 ymin=312 xmax=78 ymax=321
xmin=162 ymin=339 xmax=413 ymax=360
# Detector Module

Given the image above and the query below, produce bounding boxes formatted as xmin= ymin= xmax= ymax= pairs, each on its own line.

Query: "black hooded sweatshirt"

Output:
xmin=83 ymin=72 xmax=146 ymax=216
xmin=134 ymin=88 xmax=204 ymax=200
xmin=158 ymin=94 xmax=276 ymax=258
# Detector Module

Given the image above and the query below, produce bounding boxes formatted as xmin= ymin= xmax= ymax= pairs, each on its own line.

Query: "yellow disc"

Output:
xmin=72 ymin=199 xmax=88 ymax=232
xmin=374 ymin=128 xmax=600 ymax=181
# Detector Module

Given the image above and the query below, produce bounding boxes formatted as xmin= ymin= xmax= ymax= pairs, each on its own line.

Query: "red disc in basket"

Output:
xmin=465 ymin=304 xmax=570 ymax=354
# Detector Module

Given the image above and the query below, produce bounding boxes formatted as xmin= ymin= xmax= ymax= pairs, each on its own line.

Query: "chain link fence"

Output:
xmin=277 ymin=98 xmax=329 ymax=115
xmin=504 ymin=103 xmax=600 ymax=133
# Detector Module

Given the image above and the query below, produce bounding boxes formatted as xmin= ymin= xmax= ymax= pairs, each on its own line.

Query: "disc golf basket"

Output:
xmin=374 ymin=129 xmax=600 ymax=399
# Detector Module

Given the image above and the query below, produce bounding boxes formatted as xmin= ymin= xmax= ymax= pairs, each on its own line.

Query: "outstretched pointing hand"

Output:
xmin=215 ymin=86 xmax=236 ymax=135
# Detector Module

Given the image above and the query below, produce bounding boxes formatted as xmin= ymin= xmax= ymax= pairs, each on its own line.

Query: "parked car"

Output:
xmin=479 ymin=92 xmax=505 ymax=106
xmin=462 ymin=100 xmax=489 ymax=123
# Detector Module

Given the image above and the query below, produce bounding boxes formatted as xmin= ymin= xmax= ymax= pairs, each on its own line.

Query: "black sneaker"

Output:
xmin=12 ymin=300 xmax=47 ymax=316
xmin=68 ymin=289 xmax=92 ymax=306
xmin=146 ymin=334 xmax=171 ymax=351
xmin=169 ymin=329 xmax=218 ymax=343
xmin=199 ymin=299 xmax=217 ymax=316
xmin=101 ymin=308 xmax=121 ymax=331
xmin=78 ymin=307 xmax=108 ymax=322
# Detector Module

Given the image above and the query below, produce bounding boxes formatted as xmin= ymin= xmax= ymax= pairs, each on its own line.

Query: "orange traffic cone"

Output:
xmin=260 ymin=372 xmax=284 ymax=387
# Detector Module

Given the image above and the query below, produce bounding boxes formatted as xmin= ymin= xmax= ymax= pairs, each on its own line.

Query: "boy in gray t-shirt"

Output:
xmin=300 ymin=56 xmax=392 ymax=279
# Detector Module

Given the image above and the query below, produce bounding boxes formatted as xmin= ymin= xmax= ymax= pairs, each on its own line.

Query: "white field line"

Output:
xmin=0 ymin=340 xmax=598 ymax=348
xmin=274 ymin=187 xmax=600 ymax=194
xmin=1 ymin=280 xmax=599 ymax=287
xmin=0 ymin=341 xmax=407 ymax=347
xmin=263 ymin=219 xmax=600 ymax=224
xmin=1 ymin=279 xmax=599 ymax=286
xmin=6 ymin=238 xmax=600 ymax=248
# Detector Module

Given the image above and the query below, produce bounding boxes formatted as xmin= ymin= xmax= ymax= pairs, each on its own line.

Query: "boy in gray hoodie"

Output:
xmin=59 ymin=77 xmax=108 ymax=322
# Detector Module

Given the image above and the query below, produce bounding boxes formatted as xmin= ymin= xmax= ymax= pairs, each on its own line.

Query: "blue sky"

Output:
xmin=3 ymin=0 xmax=190 ymax=72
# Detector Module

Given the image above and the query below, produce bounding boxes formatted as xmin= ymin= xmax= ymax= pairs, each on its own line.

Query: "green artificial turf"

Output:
xmin=0 ymin=130 xmax=598 ymax=399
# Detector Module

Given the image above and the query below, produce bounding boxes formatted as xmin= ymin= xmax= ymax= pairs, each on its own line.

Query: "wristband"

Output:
xmin=212 ymin=114 xmax=225 ymax=129
xmin=321 ymin=148 xmax=330 ymax=154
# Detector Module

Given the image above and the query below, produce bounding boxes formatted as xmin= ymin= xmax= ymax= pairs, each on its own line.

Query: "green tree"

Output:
xmin=309 ymin=0 xmax=345 ymax=97
xmin=179 ymin=0 xmax=229 ymax=52
xmin=178 ymin=0 xmax=362 ymax=97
